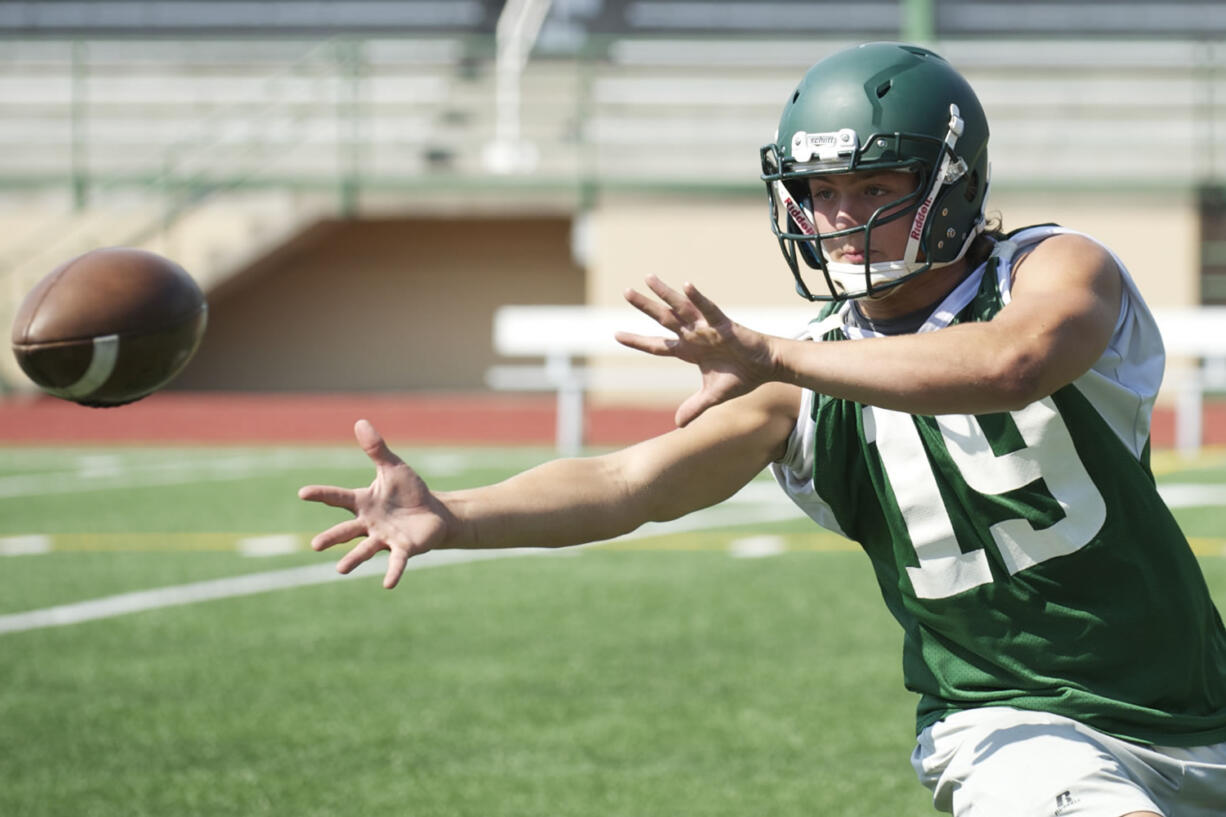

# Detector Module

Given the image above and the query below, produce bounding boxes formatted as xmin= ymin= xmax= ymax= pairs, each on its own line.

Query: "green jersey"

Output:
xmin=771 ymin=225 xmax=1226 ymax=746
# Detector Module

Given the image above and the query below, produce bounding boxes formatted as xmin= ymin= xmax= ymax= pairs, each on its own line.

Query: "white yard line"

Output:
xmin=729 ymin=535 xmax=789 ymax=558
xmin=237 ymin=534 xmax=303 ymax=557
xmin=0 ymin=481 xmax=800 ymax=635
xmin=0 ymin=449 xmax=551 ymax=499
xmin=0 ymin=534 xmax=52 ymax=555
xmin=1158 ymin=483 xmax=1226 ymax=508
xmin=0 ymin=549 xmax=541 ymax=635
xmin=8 ymin=478 xmax=1219 ymax=637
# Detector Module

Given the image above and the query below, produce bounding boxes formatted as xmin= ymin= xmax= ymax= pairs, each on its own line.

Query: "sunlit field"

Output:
xmin=2 ymin=443 xmax=1223 ymax=817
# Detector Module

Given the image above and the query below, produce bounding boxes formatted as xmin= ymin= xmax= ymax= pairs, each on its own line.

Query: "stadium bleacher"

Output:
xmin=4 ymin=1 xmax=1226 ymax=39
xmin=0 ymin=1 xmax=502 ymax=34
xmin=2 ymin=1 xmax=1225 ymax=400
xmin=1 ymin=1 xmax=1223 ymax=191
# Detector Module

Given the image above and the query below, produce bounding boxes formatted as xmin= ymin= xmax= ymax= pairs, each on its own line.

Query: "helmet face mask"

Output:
xmin=761 ymin=43 xmax=990 ymax=302
xmin=766 ymin=145 xmax=933 ymax=300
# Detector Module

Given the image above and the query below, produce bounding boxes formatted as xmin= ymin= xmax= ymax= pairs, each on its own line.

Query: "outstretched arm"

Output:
xmin=618 ymin=235 xmax=1123 ymax=421
xmin=299 ymin=381 xmax=800 ymax=589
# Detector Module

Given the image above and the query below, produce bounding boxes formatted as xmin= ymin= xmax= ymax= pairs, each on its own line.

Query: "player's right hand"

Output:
xmin=615 ymin=275 xmax=777 ymax=427
xmin=298 ymin=419 xmax=455 ymax=589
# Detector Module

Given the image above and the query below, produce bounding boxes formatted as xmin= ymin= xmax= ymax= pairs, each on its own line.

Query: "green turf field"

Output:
xmin=1 ymin=443 xmax=1223 ymax=817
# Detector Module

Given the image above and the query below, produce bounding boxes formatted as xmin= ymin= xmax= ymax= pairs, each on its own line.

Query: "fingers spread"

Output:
xmin=384 ymin=549 xmax=410 ymax=589
xmin=623 ymin=287 xmax=682 ymax=332
xmin=298 ymin=485 xmax=357 ymax=511
xmin=311 ymin=518 xmax=368 ymax=551
xmin=615 ymin=331 xmax=678 ymax=357
xmin=645 ymin=275 xmax=702 ymax=323
xmin=336 ymin=536 xmax=387 ymax=575
xmin=683 ymin=282 xmax=730 ymax=326
xmin=675 ymin=390 xmax=717 ymax=428
xmin=354 ymin=419 xmax=404 ymax=468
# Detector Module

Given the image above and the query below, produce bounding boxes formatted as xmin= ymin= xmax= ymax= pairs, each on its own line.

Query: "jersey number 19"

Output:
xmin=866 ymin=397 xmax=1107 ymax=600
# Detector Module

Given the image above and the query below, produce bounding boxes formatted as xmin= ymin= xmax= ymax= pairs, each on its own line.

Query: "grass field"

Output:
xmin=1 ymin=442 xmax=1224 ymax=817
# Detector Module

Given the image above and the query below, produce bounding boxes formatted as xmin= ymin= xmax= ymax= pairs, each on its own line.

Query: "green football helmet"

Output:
xmin=761 ymin=42 xmax=990 ymax=301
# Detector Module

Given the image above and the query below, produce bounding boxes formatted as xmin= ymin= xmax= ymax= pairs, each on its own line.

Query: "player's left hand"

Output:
xmin=298 ymin=419 xmax=455 ymax=589
xmin=616 ymin=275 xmax=777 ymax=427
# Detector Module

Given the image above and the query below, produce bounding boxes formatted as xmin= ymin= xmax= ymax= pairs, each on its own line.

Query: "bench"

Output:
xmin=1154 ymin=307 xmax=1226 ymax=455
xmin=485 ymin=305 xmax=818 ymax=455
xmin=487 ymin=304 xmax=1226 ymax=457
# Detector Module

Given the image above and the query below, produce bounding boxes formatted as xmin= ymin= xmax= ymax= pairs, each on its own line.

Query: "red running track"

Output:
xmin=0 ymin=392 xmax=678 ymax=446
xmin=0 ymin=391 xmax=1222 ymax=449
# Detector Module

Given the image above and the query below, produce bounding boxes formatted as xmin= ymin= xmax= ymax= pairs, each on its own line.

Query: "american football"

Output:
xmin=10 ymin=247 xmax=207 ymax=407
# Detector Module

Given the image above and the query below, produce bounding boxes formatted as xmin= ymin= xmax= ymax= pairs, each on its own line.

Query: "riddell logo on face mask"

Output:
xmin=784 ymin=196 xmax=815 ymax=235
xmin=910 ymin=200 xmax=932 ymax=240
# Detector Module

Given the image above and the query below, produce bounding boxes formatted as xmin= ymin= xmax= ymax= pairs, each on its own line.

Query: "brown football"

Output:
xmin=10 ymin=247 xmax=207 ymax=407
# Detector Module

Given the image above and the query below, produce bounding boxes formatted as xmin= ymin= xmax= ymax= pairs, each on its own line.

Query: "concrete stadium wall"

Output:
xmin=174 ymin=187 xmax=1198 ymax=395
xmin=587 ymin=190 xmax=1200 ymax=312
xmin=580 ymin=188 xmax=1201 ymax=404
xmin=4 ymin=187 xmax=1192 ymax=396
xmin=170 ymin=215 xmax=585 ymax=391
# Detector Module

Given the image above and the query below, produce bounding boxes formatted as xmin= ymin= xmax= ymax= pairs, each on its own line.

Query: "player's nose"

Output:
xmin=815 ymin=189 xmax=864 ymax=229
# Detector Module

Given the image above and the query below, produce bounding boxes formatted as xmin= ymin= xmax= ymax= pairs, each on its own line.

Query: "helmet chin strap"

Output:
xmin=823 ymin=225 xmax=980 ymax=298
xmin=824 ymin=258 xmax=924 ymax=296
xmin=899 ymin=104 xmax=967 ymax=269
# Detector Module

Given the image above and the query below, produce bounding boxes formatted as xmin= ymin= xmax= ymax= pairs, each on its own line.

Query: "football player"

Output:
xmin=302 ymin=43 xmax=1226 ymax=817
